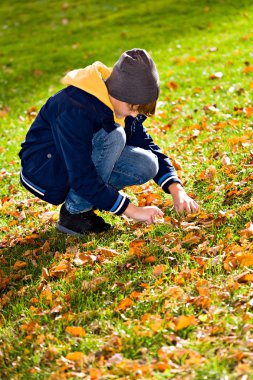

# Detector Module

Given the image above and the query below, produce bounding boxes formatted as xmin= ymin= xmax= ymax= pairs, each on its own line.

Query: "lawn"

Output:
xmin=0 ymin=1 xmax=253 ymax=379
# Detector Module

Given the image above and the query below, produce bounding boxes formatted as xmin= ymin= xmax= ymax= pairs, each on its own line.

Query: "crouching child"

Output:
xmin=19 ymin=48 xmax=199 ymax=235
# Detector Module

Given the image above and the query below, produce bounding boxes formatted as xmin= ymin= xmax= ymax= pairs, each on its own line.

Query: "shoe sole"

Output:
xmin=56 ymin=223 xmax=111 ymax=235
xmin=56 ymin=223 xmax=83 ymax=235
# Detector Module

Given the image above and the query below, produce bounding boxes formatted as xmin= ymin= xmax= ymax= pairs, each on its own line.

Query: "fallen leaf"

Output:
xmin=243 ymin=66 xmax=253 ymax=73
xmin=13 ymin=260 xmax=27 ymax=270
xmin=65 ymin=326 xmax=86 ymax=337
xmin=90 ymin=368 xmax=103 ymax=380
xmin=237 ymin=273 xmax=253 ymax=283
xmin=129 ymin=240 xmax=147 ymax=256
xmin=49 ymin=260 xmax=71 ymax=277
xmin=236 ymin=253 xmax=253 ymax=267
xmin=174 ymin=315 xmax=198 ymax=331
xmin=209 ymin=71 xmax=223 ymax=79
xmin=240 ymin=223 xmax=253 ymax=238
xmin=66 ymin=351 xmax=85 ymax=363
xmin=153 ymin=264 xmax=167 ymax=277
xmin=115 ymin=298 xmax=133 ymax=311
xmin=82 ymin=276 xmax=108 ymax=291
xmin=40 ymin=286 xmax=53 ymax=302
xmin=222 ymin=155 xmax=231 ymax=165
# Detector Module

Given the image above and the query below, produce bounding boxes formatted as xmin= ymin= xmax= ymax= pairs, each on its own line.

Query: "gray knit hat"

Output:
xmin=105 ymin=48 xmax=160 ymax=105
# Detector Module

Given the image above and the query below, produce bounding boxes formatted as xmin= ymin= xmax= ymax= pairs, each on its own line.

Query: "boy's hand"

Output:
xmin=124 ymin=203 xmax=164 ymax=224
xmin=168 ymin=183 xmax=199 ymax=214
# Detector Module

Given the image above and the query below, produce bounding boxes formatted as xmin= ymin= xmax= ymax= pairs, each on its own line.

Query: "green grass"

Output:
xmin=1 ymin=0 xmax=253 ymax=379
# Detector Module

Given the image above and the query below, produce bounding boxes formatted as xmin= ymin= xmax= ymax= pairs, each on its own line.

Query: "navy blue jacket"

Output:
xmin=19 ymin=86 xmax=181 ymax=215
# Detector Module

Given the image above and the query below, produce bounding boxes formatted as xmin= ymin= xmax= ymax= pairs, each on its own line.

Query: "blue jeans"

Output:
xmin=65 ymin=126 xmax=159 ymax=213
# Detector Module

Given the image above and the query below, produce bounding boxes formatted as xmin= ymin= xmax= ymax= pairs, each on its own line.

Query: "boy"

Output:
xmin=19 ymin=48 xmax=199 ymax=235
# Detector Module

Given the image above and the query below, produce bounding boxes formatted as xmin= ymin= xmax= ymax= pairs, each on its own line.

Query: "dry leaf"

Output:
xmin=209 ymin=71 xmax=223 ymax=79
xmin=236 ymin=253 xmax=253 ymax=267
xmin=49 ymin=260 xmax=71 ymax=277
xmin=115 ymin=297 xmax=133 ymax=311
xmin=240 ymin=223 xmax=253 ymax=238
xmin=153 ymin=264 xmax=167 ymax=277
xmin=13 ymin=260 xmax=27 ymax=270
xmin=90 ymin=368 xmax=103 ymax=380
xmin=222 ymin=155 xmax=231 ymax=165
xmin=66 ymin=351 xmax=85 ymax=363
xmin=40 ymin=286 xmax=53 ymax=302
xmin=65 ymin=326 xmax=86 ymax=337
xmin=205 ymin=166 xmax=217 ymax=181
xmin=174 ymin=315 xmax=198 ymax=331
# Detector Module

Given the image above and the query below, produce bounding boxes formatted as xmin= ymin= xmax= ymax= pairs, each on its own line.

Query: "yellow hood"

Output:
xmin=62 ymin=62 xmax=124 ymax=126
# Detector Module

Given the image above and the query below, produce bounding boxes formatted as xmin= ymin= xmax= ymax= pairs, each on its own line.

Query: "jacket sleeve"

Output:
xmin=53 ymin=109 xmax=129 ymax=215
xmin=125 ymin=115 xmax=182 ymax=193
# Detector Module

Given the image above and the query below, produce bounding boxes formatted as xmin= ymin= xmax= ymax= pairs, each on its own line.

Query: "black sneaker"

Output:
xmin=56 ymin=204 xmax=112 ymax=235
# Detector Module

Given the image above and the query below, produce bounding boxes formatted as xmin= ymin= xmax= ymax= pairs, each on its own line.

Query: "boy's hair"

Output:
xmin=129 ymin=100 xmax=157 ymax=117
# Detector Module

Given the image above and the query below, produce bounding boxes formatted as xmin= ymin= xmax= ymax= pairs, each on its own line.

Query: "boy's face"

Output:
xmin=109 ymin=96 xmax=139 ymax=119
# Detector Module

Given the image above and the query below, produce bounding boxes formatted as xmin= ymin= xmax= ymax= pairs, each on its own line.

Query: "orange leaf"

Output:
xmin=115 ymin=297 xmax=133 ymax=311
xmin=174 ymin=315 xmax=198 ymax=331
xmin=237 ymin=273 xmax=253 ymax=283
xmin=145 ymin=193 xmax=162 ymax=206
xmin=129 ymin=240 xmax=146 ymax=256
xmin=144 ymin=256 xmax=157 ymax=263
xmin=236 ymin=253 xmax=253 ymax=267
xmin=42 ymin=241 xmax=50 ymax=252
xmin=82 ymin=276 xmax=108 ymax=291
xmin=66 ymin=351 xmax=85 ymax=363
xmin=224 ymin=256 xmax=238 ymax=271
xmin=205 ymin=165 xmax=217 ymax=180
xmin=49 ymin=260 xmax=71 ymax=277
xmin=90 ymin=368 xmax=102 ymax=380
xmin=96 ymin=247 xmax=120 ymax=258
xmin=130 ymin=291 xmax=141 ymax=299
xmin=240 ymin=222 xmax=253 ymax=238
xmin=245 ymin=107 xmax=253 ymax=117
xmin=40 ymin=286 xmax=53 ymax=302
xmin=171 ymin=157 xmax=183 ymax=171
xmin=65 ymin=326 xmax=86 ymax=337
xmin=41 ymin=267 xmax=50 ymax=280
xmin=243 ymin=66 xmax=253 ymax=73
xmin=166 ymin=81 xmax=178 ymax=90
xmin=13 ymin=260 xmax=27 ymax=270
xmin=153 ymin=264 xmax=167 ymax=277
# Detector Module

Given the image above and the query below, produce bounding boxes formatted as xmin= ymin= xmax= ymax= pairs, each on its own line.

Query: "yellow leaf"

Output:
xmin=174 ymin=315 xmax=198 ymax=331
xmin=65 ymin=326 xmax=86 ymax=337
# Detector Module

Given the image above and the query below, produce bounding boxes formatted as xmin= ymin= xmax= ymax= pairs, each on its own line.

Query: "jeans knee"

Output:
xmin=132 ymin=148 xmax=158 ymax=183
xmin=143 ymin=150 xmax=159 ymax=181
xmin=111 ymin=126 xmax=126 ymax=151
